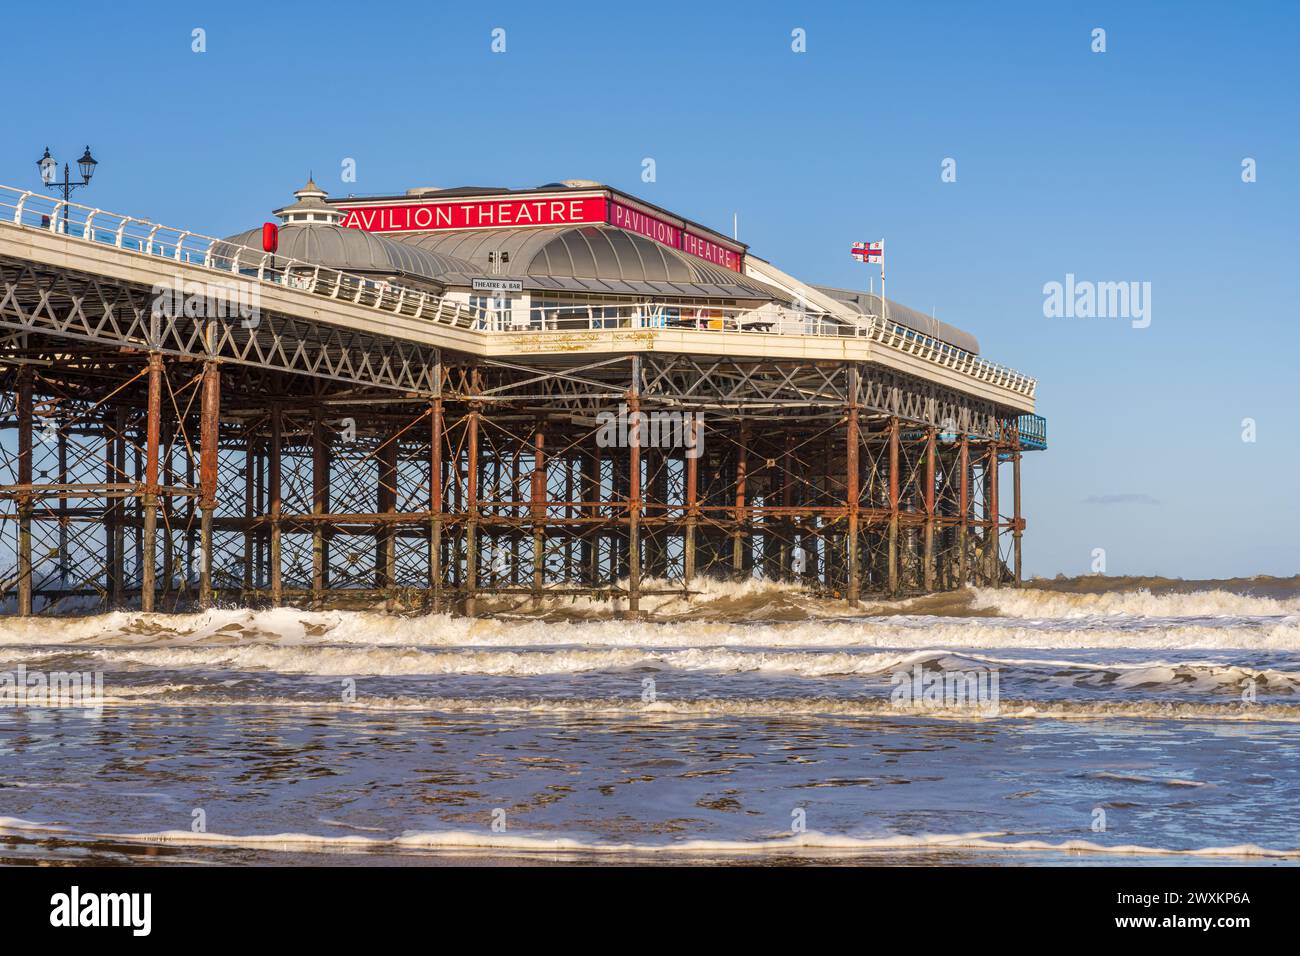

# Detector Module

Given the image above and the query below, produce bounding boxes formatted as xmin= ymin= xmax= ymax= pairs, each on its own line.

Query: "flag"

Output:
xmin=850 ymin=241 xmax=883 ymax=264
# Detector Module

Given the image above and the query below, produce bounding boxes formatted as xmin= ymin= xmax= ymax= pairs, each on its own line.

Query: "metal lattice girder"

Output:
xmin=450 ymin=356 xmax=634 ymax=415
xmin=0 ymin=259 xmax=440 ymax=395
xmin=851 ymin=368 xmax=1001 ymax=440
xmin=0 ymin=298 xmax=1026 ymax=613
xmin=637 ymin=353 xmax=1006 ymax=438
xmin=641 ymin=355 xmax=848 ymax=409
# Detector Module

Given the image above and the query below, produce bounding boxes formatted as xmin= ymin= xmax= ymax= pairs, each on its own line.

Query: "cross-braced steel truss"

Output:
xmin=0 ymin=269 xmax=1038 ymax=617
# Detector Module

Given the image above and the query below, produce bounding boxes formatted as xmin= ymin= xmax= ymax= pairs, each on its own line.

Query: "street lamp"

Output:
xmin=35 ymin=144 xmax=98 ymax=230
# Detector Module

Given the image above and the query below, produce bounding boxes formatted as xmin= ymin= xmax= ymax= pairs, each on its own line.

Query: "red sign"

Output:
xmin=682 ymin=230 xmax=742 ymax=272
xmin=608 ymin=200 xmax=681 ymax=248
xmin=338 ymin=195 xmax=608 ymax=233
xmin=609 ymin=200 xmax=743 ymax=272
xmin=340 ymin=192 xmax=744 ymax=272
xmin=261 ymin=222 xmax=278 ymax=254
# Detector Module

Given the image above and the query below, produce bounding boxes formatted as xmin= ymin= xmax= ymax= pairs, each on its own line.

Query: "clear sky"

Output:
xmin=3 ymin=1 xmax=1296 ymax=579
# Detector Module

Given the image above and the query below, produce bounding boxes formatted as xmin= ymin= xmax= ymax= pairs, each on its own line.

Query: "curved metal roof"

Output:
xmin=394 ymin=226 xmax=780 ymax=300
xmin=813 ymin=285 xmax=981 ymax=355
xmin=216 ymin=223 xmax=476 ymax=287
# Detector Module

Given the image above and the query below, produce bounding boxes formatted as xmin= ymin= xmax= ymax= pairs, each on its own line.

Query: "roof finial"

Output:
xmin=274 ymin=174 xmax=339 ymax=225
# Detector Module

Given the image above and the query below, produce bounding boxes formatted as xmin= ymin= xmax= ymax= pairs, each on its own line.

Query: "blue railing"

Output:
xmin=1016 ymin=414 xmax=1047 ymax=450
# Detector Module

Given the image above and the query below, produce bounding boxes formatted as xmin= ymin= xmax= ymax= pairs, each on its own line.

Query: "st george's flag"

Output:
xmin=850 ymin=240 xmax=884 ymax=264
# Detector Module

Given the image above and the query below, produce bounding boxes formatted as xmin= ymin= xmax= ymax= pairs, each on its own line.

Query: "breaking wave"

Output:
xmin=1 ymin=816 xmax=1294 ymax=859
xmin=971 ymin=586 xmax=1300 ymax=620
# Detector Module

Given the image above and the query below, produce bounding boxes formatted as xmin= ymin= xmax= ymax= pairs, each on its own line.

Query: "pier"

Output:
xmin=0 ymin=182 xmax=1044 ymax=615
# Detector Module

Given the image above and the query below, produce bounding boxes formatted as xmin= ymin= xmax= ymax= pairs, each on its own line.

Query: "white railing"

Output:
xmin=0 ymin=185 xmax=483 ymax=333
xmin=482 ymin=300 xmax=845 ymax=337
xmin=490 ymin=302 xmax=1036 ymax=396
xmin=0 ymin=185 xmax=1036 ymax=397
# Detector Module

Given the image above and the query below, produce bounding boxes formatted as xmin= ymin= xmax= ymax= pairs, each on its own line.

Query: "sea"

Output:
xmin=2 ymin=576 xmax=1299 ymax=866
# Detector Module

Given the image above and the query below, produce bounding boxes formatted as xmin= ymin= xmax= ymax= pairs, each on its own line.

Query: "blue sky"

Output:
xmin=3 ymin=1 xmax=1296 ymax=579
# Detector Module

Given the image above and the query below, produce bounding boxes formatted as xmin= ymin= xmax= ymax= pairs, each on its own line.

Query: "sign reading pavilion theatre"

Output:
xmin=335 ymin=186 xmax=745 ymax=273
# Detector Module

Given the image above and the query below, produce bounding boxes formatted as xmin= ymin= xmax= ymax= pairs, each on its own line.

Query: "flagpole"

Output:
xmin=880 ymin=238 xmax=887 ymax=329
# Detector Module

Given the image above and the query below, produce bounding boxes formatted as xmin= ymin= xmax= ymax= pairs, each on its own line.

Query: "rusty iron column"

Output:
xmin=254 ymin=448 xmax=265 ymax=590
xmin=243 ymin=433 xmax=256 ymax=596
xmin=845 ymin=394 xmax=860 ymax=606
xmin=781 ymin=433 xmax=795 ymax=580
xmin=429 ymin=398 xmax=443 ymax=610
xmin=183 ymin=443 xmax=194 ymax=598
xmin=162 ymin=421 xmax=174 ymax=600
xmin=105 ymin=412 xmax=117 ymax=605
xmin=198 ymin=361 xmax=220 ymax=608
xmin=958 ymin=434 xmax=970 ymax=588
xmin=530 ymin=419 xmax=545 ymax=604
xmin=464 ymin=402 xmax=480 ymax=616
xmin=923 ymin=425 xmax=936 ymax=592
xmin=642 ymin=446 xmax=658 ymax=579
xmin=311 ymin=406 xmax=330 ymax=606
xmin=112 ymin=407 xmax=127 ymax=606
xmin=562 ymin=455 xmax=574 ymax=580
xmin=378 ymin=430 xmax=398 ymax=607
xmin=627 ymin=392 xmax=642 ymax=616
xmin=887 ymin=417 xmax=900 ymax=596
xmin=132 ymin=443 xmax=143 ymax=593
xmin=15 ymin=367 xmax=34 ymax=616
xmin=684 ymin=435 xmax=699 ymax=586
xmin=987 ymin=442 xmax=1000 ymax=586
xmin=508 ymin=447 xmax=521 ymax=588
xmin=269 ymin=404 xmax=283 ymax=606
xmin=609 ymin=450 xmax=624 ymax=583
xmin=56 ymin=424 xmax=68 ymax=586
xmin=141 ymin=353 xmax=162 ymax=612
xmin=1013 ymin=442 xmax=1023 ymax=586
xmin=732 ymin=422 xmax=748 ymax=579
xmin=584 ymin=444 xmax=600 ymax=585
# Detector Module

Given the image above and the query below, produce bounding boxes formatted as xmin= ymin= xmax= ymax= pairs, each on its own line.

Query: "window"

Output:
xmin=470 ymin=294 xmax=515 ymax=330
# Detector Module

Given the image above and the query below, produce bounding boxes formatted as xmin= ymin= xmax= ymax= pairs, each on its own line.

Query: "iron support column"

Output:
xmin=958 ymin=434 xmax=969 ymax=588
xmin=845 ymin=371 xmax=860 ymax=605
xmin=429 ymin=398 xmax=443 ymax=610
xmin=888 ymin=417 xmax=900 ymax=596
xmin=311 ymin=406 xmax=329 ymax=607
xmin=16 ymin=367 xmax=33 ymax=616
xmin=733 ymin=422 xmax=748 ymax=578
xmin=684 ymin=435 xmax=698 ymax=586
xmin=269 ymin=404 xmax=283 ymax=606
xmin=627 ymin=393 xmax=641 ymax=616
xmin=923 ymin=425 xmax=936 ymax=592
xmin=141 ymin=353 xmax=162 ymax=612
xmin=987 ymin=443 xmax=1000 ymax=586
xmin=109 ymin=409 xmax=125 ymax=607
xmin=465 ymin=403 xmax=479 ymax=616
xmin=531 ymin=419 xmax=545 ymax=605
xmin=1013 ymin=445 xmax=1023 ymax=586
xmin=242 ymin=432 xmax=255 ymax=595
xmin=198 ymin=361 xmax=220 ymax=608
xmin=378 ymin=430 xmax=398 ymax=606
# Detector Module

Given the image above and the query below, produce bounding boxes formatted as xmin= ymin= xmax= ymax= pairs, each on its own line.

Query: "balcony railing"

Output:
xmin=0 ymin=185 xmax=1036 ymax=398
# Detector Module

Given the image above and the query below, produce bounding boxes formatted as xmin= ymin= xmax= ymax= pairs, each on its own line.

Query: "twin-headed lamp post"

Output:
xmin=36 ymin=145 xmax=98 ymax=229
